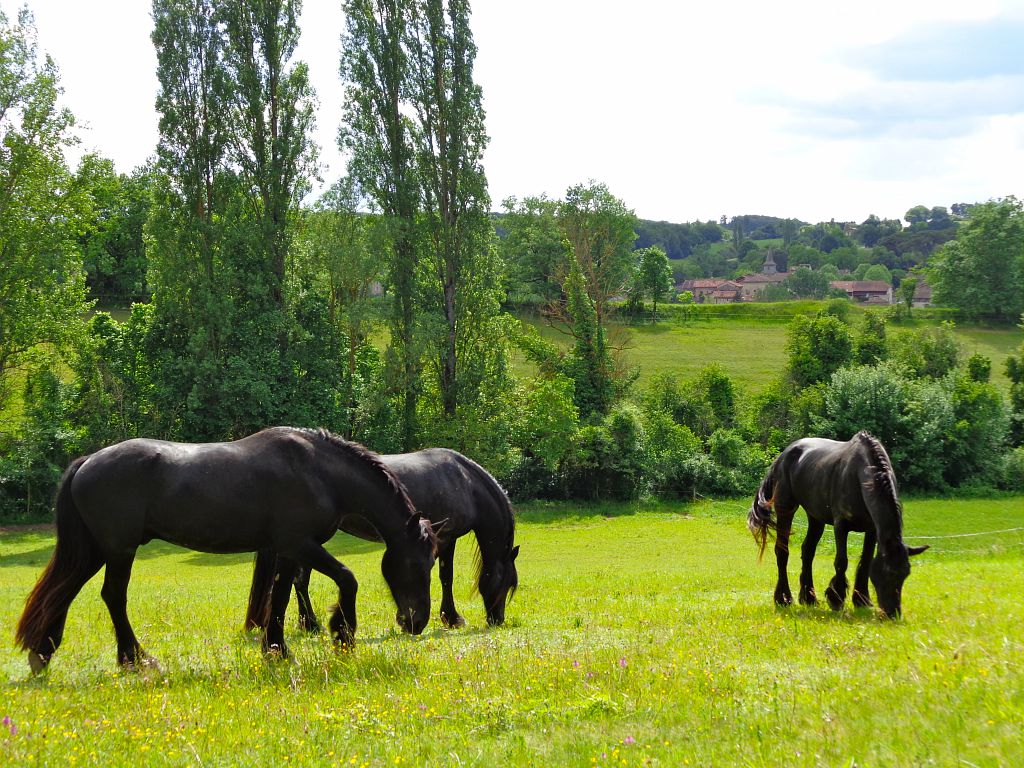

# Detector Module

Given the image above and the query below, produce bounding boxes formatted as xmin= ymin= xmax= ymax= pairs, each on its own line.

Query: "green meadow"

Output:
xmin=2 ymin=496 xmax=1022 ymax=766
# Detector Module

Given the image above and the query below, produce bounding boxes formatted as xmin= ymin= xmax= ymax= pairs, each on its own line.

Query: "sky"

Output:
xmin=4 ymin=0 xmax=1024 ymax=224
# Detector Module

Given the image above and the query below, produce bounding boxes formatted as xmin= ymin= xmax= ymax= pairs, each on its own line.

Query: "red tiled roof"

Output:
xmin=830 ymin=281 xmax=891 ymax=292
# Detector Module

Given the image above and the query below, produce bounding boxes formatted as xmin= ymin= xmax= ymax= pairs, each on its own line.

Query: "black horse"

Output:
xmin=15 ymin=427 xmax=437 ymax=672
xmin=747 ymin=431 xmax=927 ymax=618
xmin=246 ymin=447 xmax=519 ymax=632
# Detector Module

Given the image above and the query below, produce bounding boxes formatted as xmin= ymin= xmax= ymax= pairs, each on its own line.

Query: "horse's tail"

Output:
xmin=244 ymin=549 xmax=276 ymax=631
xmin=747 ymin=457 xmax=779 ymax=561
xmin=15 ymin=456 xmax=102 ymax=655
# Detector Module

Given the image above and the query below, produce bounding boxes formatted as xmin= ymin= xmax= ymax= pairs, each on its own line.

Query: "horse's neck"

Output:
xmin=469 ymin=499 xmax=511 ymax=560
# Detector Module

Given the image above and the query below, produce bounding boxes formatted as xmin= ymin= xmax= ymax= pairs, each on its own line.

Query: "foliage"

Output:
xmin=785 ymin=313 xmax=854 ymax=388
xmin=784 ymin=267 xmax=830 ymax=299
xmin=632 ymin=245 xmax=674 ymax=319
xmin=928 ymin=198 xmax=1024 ymax=321
xmin=340 ymin=0 xmax=422 ymax=449
xmin=855 ymin=311 xmax=888 ymax=365
xmin=966 ymin=352 xmax=992 ymax=383
xmin=74 ymin=155 xmax=153 ymax=304
xmin=561 ymin=254 xmax=616 ymax=418
xmin=888 ymin=322 xmax=962 ymax=379
xmin=500 ymin=195 xmax=567 ymax=306
xmin=0 ymin=8 xmax=91 ymax=422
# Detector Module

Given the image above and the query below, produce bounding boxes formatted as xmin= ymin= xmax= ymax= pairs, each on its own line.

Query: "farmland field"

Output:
xmin=2 ymin=496 xmax=1022 ymax=766
xmin=520 ymin=309 xmax=1021 ymax=394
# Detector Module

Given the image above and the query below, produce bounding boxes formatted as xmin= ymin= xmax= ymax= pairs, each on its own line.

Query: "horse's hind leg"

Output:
xmin=291 ymin=543 xmax=358 ymax=647
xmin=799 ymin=517 xmax=825 ymax=605
xmin=293 ymin=566 xmax=322 ymax=633
xmin=852 ymin=530 xmax=876 ymax=608
xmin=438 ymin=539 xmax=464 ymax=628
xmin=773 ymin=511 xmax=796 ymax=606
xmin=826 ymin=522 xmax=851 ymax=611
xmin=264 ymin=557 xmax=298 ymax=658
xmin=100 ymin=552 xmax=147 ymax=667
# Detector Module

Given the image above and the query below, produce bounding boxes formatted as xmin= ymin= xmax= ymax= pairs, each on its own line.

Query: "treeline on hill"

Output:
xmin=2 ymin=6 xmax=1022 ymax=522
xmin=647 ymin=208 xmax=967 ymax=290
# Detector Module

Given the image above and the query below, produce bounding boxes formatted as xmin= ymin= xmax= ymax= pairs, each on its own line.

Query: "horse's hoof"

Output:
xmin=264 ymin=643 xmax=289 ymax=660
xmin=799 ymin=588 xmax=817 ymax=606
xmin=28 ymin=651 xmax=49 ymax=675
xmin=825 ymin=588 xmax=844 ymax=611
xmin=440 ymin=612 xmax=466 ymax=629
xmin=774 ymin=591 xmax=793 ymax=607
xmin=852 ymin=590 xmax=873 ymax=609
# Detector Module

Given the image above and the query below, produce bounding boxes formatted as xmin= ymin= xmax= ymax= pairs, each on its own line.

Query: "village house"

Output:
xmin=710 ymin=281 xmax=742 ymax=304
xmin=738 ymin=272 xmax=787 ymax=300
xmin=912 ymin=281 xmax=933 ymax=308
xmin=829 ymin=280 xmax=893 ymax=304
xmin=678 ymin=278 xmax=729 ymax=303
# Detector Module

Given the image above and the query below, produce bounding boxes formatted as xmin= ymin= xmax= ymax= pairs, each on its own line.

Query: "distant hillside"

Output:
xmin=634 ymin=219 xmax=723 ymax=259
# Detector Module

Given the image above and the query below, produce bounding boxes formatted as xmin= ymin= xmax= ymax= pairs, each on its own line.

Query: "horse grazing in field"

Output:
xmin=246 ymin=447 xmax=519 ymax=632
xmin=15 ymin=427 xmax=437 ymax=673
xmin=747 ymin=431 xmax=927 ymax=618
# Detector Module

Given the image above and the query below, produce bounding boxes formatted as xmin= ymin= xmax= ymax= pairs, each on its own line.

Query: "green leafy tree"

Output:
xmin=75 ymin=155 xmax=153 ymax=304
xmin=928 ymin=198 xmax=1024 ymax=321
xmin=0 ymin=8 xmax=91 ymax=420
xmin=500 ymin=195 xmax=567 ymax=305
xmin=785 ymin=267 xmax=830 ymax=299
xmin=854 ymin=312 xmax=887 ymax=365
xmin=405 ymin=0 xmax=505 ymax=426
xmin=340 ymin=0 xmax=422 ymax=449
xmin=561 ymin=253 xmax=615 ymax=418
xmin=889 ymin=322 xmax=962 ymax=379
xmin=633 ymin=245 xmax=673 ymax=319
xmin=897 ymin=277 xmax=917 ymax=311
xmin=558 ymin=181 xmax=638 ymax=327
xmin=863 ymin=263 xmax=892 ymax=284
xmin=786 ymin=313 xmax=854 ymax=388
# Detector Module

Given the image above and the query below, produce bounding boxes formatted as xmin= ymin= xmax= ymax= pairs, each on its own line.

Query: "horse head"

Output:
xmin=870 ymin=543 xmax=929 ymax=618
xmin=479 ymin=543 xmax=519 ymax=626
xmin=381 ymin=513 xmax=437 ymax=634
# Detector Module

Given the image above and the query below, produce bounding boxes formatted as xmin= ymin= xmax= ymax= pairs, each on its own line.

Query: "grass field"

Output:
xmin=520 ymin=310 xmax=1021 ymax=394
xmin=2 ymin=497 xmax=1022 ymax=766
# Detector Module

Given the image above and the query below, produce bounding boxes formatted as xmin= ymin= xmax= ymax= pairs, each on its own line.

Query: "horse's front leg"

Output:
xmin=293 ymin=567 xmax=322 ymax=633
xmin=773 ymin=513 xmax=795 ymax=606
xmin=826 ymin=522 xmax=850 ymax=611
xmin=293 ymin=542 xmax=358 ymax=648
xmin=264 ymin=557 xmax=298 ymax=658
xmin=799 ymin=517 xmax=825 ymax=605
xmin=852 ymin=530 xmax=877 ymax=608
xmin=437 ymin=539 xmax=464 ymax=628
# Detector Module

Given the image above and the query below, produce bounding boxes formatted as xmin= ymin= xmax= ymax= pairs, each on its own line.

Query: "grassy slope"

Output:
xmin=520 ymin=310 xmax=1021 ymax=394
xmin=2 ymin=497 xmax=1021 ymax=766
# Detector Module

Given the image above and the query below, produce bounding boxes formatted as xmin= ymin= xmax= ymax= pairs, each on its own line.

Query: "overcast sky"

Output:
xmin=4 ymin=0 xmax=1024 ymax=224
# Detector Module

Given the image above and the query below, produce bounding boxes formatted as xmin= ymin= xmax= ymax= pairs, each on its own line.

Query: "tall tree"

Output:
xmin=928 ymin=198 xmax=1024 ymax=321
xmin=150 ymin=0 xmax=319 ymax=439
xmin=634 ymin=245 xmax=673 ymax=319
xmin=0 ymin=8 xmax=90 ymax=418
xmin=340 ymin=0 xmax=422 ymax=450
xmin=405 ymin=0 xmax=498 ymax=420
xmin=220 ymin=0 xmax=316 ymax=307
xmin=559 ymin=181 xmax=637 ymax=327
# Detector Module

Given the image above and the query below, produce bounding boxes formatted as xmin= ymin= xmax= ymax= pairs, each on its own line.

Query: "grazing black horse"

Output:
xmin=15 ymin=427 xmax=437 ymax=672
xmin=747 ymin=431 xmax=928 ymax=618
xmin=246 ymin=448 xmax=519 ymax=632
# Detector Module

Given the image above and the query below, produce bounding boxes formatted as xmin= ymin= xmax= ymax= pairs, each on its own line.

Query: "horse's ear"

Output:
xmin=907 ymin=544 xmax=929 ymax=556
xmin=511 ymin=545 xmax=520 ymax=561
xmin=406 ymin=512 xmax=424 ymax=536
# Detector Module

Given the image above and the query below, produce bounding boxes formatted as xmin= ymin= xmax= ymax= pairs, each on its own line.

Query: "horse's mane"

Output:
xmin=293 ymin=428 xmax=437 ymax=549
xmin=856 ymin=430 xmax=902 ymax=514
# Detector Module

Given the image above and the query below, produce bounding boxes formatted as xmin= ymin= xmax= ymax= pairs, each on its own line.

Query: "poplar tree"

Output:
xmin=340 ymin=0 xmax=422 ymax=450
